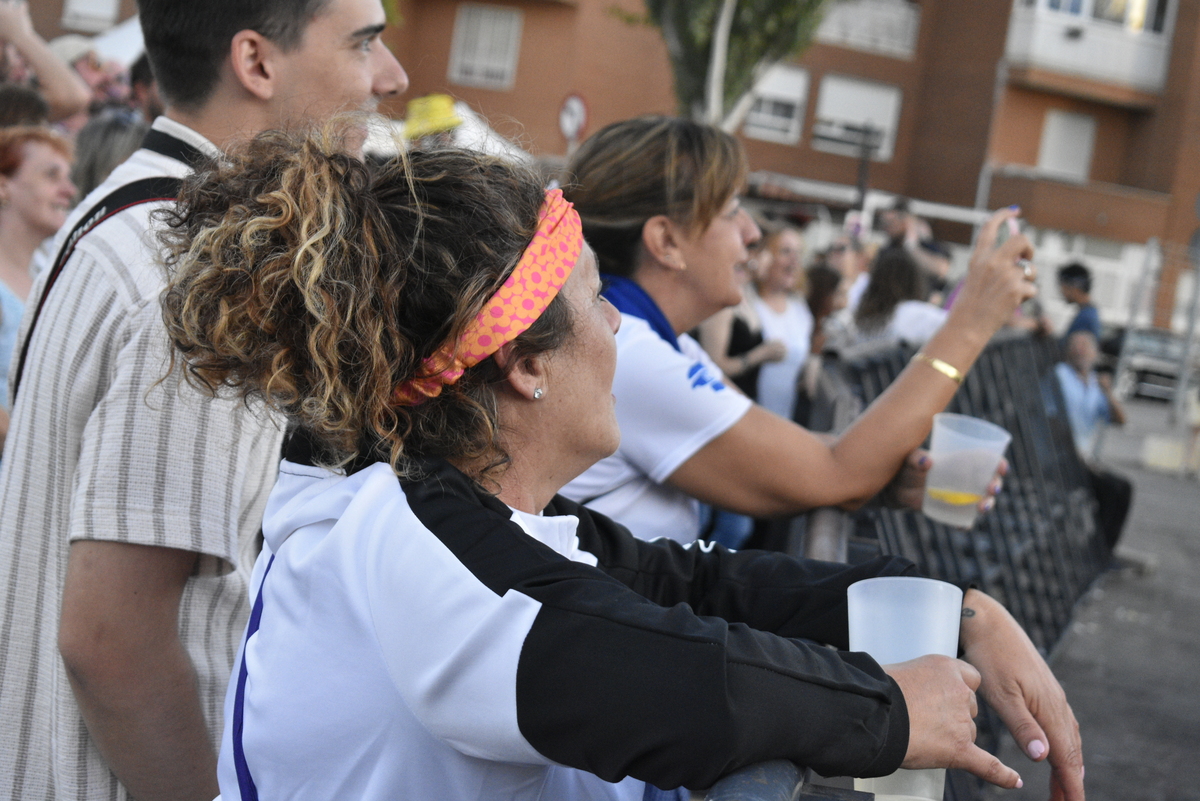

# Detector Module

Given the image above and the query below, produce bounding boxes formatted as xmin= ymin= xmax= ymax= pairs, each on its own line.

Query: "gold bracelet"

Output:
xmin=914 ymin=352 xmax=965 ymax=385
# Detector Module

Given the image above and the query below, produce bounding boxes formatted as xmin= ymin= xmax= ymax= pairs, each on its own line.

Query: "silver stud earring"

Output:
xmin=533 ymin=388 xmax=544 ymax=400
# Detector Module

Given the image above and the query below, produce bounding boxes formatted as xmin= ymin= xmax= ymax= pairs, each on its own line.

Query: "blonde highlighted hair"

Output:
xmin=564 ymin=115 xmax=747 ymax=278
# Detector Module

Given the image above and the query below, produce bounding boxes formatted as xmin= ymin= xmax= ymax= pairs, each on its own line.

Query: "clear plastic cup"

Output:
xmin=847 ymin=576 xmax=964 ymax=801
xmin=922 ymin=413 xmax=1012 ymax=528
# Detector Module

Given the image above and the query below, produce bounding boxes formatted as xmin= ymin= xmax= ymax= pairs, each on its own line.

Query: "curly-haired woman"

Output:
xmin=161 ymin=127 xmax=1081 ymax=801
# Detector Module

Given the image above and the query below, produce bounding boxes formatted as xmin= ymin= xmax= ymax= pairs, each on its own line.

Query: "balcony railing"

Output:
xmin=1006 ymin=2 xmax=1172 ymax=95
xmin=989 ymin=166 xmax=1171 ymax=245
xmin=814 ymin=0 xmax=920 ymax=60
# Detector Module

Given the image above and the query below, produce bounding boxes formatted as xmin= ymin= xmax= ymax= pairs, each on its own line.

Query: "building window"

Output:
xmin=1079 ymin=0 xmax=1172 ymax=32
xmin=1092 ymin=0 xmax=1128 ymax=23
xmin=1047 ymin=0 xmax=1084 ymax=13
xmin=1131 ymin=0 xmax=1171 ymax=32
xmin=448 ymin=4 xmax=524 ymax=91
xmin=1037 ymin=109 xmax=1095 ymax=182
xmin=743 ymin=65 xmax=809 ymax=145
xmin=61 ymin=0 xmax=120 ymax=33
xmin=810 ymin=75 xmax=902 ymax=161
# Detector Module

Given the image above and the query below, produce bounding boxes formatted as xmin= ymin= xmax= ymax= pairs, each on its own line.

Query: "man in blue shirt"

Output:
xmin=1054 ymin=330 xmax=1132 ymax=553
xmin=1057 ymin=261 xmax=1102 ymax=344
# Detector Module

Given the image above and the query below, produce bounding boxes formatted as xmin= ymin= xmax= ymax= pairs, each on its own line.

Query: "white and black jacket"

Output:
xmin=216 ymin=431 xmax=916 ymax=801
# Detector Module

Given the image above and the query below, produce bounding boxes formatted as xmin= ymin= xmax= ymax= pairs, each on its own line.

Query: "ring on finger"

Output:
xmin=1017 ymin=259 xmax=1035 ymax=281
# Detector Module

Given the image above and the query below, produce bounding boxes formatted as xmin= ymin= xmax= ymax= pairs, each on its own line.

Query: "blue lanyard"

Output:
xmin=601 ymin=275 xmax=680 ymax=352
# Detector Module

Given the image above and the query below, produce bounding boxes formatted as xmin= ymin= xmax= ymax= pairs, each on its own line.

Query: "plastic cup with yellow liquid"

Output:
xmin=922 ymin=413 xmax=1012 ymax=529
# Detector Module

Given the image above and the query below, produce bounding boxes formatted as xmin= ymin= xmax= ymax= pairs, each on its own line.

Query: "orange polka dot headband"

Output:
xmin=392 ymin=188 xmax=583 ymax=406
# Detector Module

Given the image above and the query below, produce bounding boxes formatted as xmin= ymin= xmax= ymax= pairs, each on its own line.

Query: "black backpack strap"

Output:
xmin=141 ymin=128 xmax=209 ymax=170
xmin=11 ymin=175 xmax=182 ymax=399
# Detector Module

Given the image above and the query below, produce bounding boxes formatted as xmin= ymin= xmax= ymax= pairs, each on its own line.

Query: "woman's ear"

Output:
xmin=641 ymin=215 xmax=688 ymax=273
xmin=493 ymin=342 xmax=550 ymax=401
xmin=229 ymin=29 xmax=277 ymax=101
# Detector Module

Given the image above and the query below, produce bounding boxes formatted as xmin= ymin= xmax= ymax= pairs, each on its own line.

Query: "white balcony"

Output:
xmin=815 ymin=0 xmax=920 ymax=60
xmin=1006 ymin=0 xmax=1174 ymax=96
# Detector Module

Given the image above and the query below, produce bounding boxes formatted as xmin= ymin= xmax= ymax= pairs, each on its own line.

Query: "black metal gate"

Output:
xmin=828 ymin=332 xmax=1109 ymax=800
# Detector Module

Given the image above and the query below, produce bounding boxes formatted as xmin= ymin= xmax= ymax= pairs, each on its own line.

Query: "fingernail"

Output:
xmin=1008 ymin=204 xmax=1020 ymax=211
xmin=1027 ymin=740 xmax=1046 ymax=759
xmin=1016 ymin=776 xmax=1023 ymax=789
xmin=919 ymin=456 xmax=931 ymax=468
xmin=982 ymin=497 xmax=995 ymax=512
xmin=1081 ymin=765 xmax=1086 ymax=780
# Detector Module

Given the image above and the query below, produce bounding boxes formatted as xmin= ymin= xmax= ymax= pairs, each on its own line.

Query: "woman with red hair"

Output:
xmin=0 ymin=126 xmax=75 ymax=437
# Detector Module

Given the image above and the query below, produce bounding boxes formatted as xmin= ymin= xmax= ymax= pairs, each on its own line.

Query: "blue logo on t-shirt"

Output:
xmin=687 ymin=363 xmax=726 ymax=392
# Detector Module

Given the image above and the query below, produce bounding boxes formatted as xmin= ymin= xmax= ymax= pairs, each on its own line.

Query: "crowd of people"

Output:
xmin=690 ymin=197 xmax=1137 ymax=559
xmin=0 ymin=2 xmax=1099 ymax=801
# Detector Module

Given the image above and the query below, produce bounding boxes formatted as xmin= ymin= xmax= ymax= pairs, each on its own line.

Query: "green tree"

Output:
xmin=641 ymin=0 xmax=829 ymax=130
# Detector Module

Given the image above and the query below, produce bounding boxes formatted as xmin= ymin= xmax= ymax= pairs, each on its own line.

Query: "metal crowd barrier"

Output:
xmin=705 ymin=332 xmax=1108 ymax=801
xmin=705 ymin=762 xmax=870 ymax=801
xmin=832 ymin=332 xmax=1107 ymax=654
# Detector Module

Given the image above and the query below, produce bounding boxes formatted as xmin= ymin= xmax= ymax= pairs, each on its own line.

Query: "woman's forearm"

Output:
xmin=669 ymin=209 xmax=1035 ymax=516
xmin=6 ymin=29 xmax=90 ymax=121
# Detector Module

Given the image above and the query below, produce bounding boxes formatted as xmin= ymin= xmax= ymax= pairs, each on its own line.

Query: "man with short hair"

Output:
xmin=1057 ymin=261 xmax=1102 ymax=343
xmin=0 ymin=1 xmax=406 ymax=799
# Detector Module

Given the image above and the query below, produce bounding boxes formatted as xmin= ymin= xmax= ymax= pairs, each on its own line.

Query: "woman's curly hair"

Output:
xmin=159 ymin=125 xmax=572 ymax=482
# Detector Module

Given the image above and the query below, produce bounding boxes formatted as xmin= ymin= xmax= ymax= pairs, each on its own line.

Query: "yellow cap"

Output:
xmin=403 ymin=94 xmax=463 ymax=140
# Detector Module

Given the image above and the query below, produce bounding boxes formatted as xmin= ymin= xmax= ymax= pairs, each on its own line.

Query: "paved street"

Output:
xmin=986 ymin=398 xmax=1200 ymax=801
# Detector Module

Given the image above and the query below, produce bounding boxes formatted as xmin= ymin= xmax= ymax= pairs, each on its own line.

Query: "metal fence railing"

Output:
xmin=704 ymin=332 xmax=1109 ymax=801
xmin=704 ymin=762 xmax=871 ymax=801
xmin=836 ymin=332 xmax=1108 ymax=654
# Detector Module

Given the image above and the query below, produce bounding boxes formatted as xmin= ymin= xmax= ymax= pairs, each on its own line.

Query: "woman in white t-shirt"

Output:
xmin=752 ymin=226 xmax=813 ymax=420
xmin=852 ymin=246 xmax=948 ymax=347
xmin=560 ymin=116 xmax=1031 ymax=545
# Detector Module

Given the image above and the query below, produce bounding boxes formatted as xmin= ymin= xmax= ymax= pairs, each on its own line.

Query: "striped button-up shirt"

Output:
xmin=0 ymin=117 xmax=284 ymax=801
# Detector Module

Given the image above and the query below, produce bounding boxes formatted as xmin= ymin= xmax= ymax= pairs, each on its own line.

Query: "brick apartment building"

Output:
xmin=27 ymin=0 xmax=1200 ymax=328
xmin=393 ymin=0 xmax=1200 ymax=330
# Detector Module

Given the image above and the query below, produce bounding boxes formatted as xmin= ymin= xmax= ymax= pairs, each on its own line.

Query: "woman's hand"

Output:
xmin=754 ymin=338 xmax=787 ymax=365
xmin=946 ymin=208 xmax=1037 ymax=340
xmin=960 ymin=590 xmax=1086 ymax=801
xmin=883 ymin=450 xmax=1007 ymax=515
xmin=884 ymin=655 xmax=1023 ymax=789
